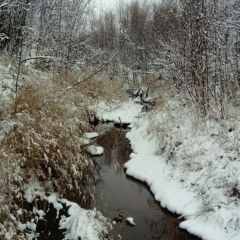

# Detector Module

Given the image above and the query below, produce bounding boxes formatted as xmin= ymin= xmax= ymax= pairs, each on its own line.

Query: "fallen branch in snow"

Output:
xmin=59 ymin=50 xmax=119 ymax=96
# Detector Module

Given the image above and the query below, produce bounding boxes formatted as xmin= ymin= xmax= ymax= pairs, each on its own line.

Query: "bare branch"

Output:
xmin=59 ymin=50 xmax=119 ymax=96
xmin=20 ymin=56 xmax=55 ymax=64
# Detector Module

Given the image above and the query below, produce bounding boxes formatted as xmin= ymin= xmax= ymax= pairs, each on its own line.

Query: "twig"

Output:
xmin=15 ymin=36 xmax=24 ymax=96
xmin=20 ymin=56 xmax=55 ymax=64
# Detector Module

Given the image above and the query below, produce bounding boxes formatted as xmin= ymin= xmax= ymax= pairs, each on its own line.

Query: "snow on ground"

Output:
xmin=83 ymin=132 xmax=99 ymax=139
xmin=87 ymin=145 xmax=104 ymax=155
xmin=22 ymin=184 xmax=111 ymax=240
xmin=59 ymin=199 xmax=111 ymax=240
xmin=123 ymin=98 xmax=240 ymax=240
xmin=89 ymin=100 xmax=143 ymax=124
xmin=46 ymin=194 xmax=111 ymax=240
xmin=94 ymin=94 xmax=240 ymax=240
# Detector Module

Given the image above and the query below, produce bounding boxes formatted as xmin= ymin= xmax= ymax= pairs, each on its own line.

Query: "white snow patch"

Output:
xmin=26 ymin=221 xmax=36 ymax=232
xmin=59 ymin=199 xmax=111 ymax=240
xmin=46 ymin=194 xmax=63 ymax=218
xmin=87 ymin=145 xmax=104 ymax=156
xmin=121 ymin=97 xmax=240 ymax=240
xmin=79 ymin=137 xmax=90 ymax=146
xmin=126 ymin=217 xmax=135 ymax=226
xmin=24 ymin=181 xmax=44 ymax=203
xmin=90 ymin=100 xmax=143 ymax=124
xmin=83 ymin=132 xmax=99 ymax=139
xmin=17 ymin=222 xmax=26 ymax=232
xmin=36 ymin=209 xmax=45 ymax=219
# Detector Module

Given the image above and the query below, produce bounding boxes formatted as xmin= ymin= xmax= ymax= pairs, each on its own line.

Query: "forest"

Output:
xmin=1 ymin=0 xmax=239 ymax=112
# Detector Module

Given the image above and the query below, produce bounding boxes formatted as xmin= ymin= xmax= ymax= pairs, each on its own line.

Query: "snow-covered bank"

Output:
xmin=24 ymin=184 xmax=111 ymax=240
xmin=90 ymin=83 xmax=240 ymax=240
xmin=89 ymin=100 xmax=143 ymax=124
xmin=58 ymin=198 xmax=111 ymax=240
xmin=123 ymin=97 xmax=240 ymax=240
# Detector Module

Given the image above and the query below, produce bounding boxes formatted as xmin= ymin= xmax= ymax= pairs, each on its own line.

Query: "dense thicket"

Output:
xmin=90 ymin=0 xmax=240 ymax=117
xmin=0 ymin=0 xmax=239 ymax=115
xmin=0 ymin=0 xmax=93 ymax=68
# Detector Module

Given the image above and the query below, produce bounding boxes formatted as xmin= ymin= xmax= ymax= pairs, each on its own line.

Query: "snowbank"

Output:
xmin=89 ymin=100 xmax=143 ymax=124
xmin=124 ymin=98 xmax=240 ymax=240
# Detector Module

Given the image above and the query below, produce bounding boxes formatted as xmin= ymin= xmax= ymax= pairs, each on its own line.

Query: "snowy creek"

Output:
xmin=92 ymin=122 xmax=201 ymax=240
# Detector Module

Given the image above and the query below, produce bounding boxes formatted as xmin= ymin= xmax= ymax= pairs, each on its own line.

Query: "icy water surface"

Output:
xmin=93 ymin=123 xmax=201 ymax=240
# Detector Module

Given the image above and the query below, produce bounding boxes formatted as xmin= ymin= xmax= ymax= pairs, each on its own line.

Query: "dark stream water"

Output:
xmin=93 ymin=123 xmax=201 ymax=240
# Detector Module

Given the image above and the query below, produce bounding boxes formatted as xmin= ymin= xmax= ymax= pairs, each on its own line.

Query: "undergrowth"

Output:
xmin=0 ymin=63 xmax=128 ymax=238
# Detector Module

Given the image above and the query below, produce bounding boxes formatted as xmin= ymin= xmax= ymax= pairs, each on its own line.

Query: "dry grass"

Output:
xmin=3 ymin=82 xmax=95 ymax=200
xmin=48 ymin=68 xmax=129 ymax=113
xmin=0 ymin=76 xmax=97 ymax=236
xmin=0 ymin=149 xmax=29 ymax=239
xmin=81 ymin=77 xmax=128 ymax=101
xmin=146 ymin=76 xmax=173 ymax=109
xmin=19 ymin=64 xmax=31 ymax=76
xmin=1 ymin=71 xmax=98 ymax=205
xmin=0 ymin=61 xmax=130 ymax=238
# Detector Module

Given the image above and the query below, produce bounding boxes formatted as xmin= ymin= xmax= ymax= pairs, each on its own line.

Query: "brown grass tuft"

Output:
xmin=4 ymin=82 xmax=94 ymax=203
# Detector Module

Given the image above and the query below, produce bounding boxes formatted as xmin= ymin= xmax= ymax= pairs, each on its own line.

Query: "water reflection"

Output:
xmin=93 ymin=123 xmax=201 ymax=240
xmin=95 ymin=124 xmax=131 ymax=173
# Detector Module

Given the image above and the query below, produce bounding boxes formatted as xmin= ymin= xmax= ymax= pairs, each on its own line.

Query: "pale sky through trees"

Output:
xmin=94 ymin=0 xmax=137 ymax=11
xmin=94 ymin=0 xmax=118 ymax=10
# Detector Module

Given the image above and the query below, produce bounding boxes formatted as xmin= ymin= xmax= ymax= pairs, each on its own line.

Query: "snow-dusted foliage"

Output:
xmin=25 ymin=0 xmax=94 ymax=66
xmin=0 ymin=0 xmax=239 ymax=239
xmin=143 ymin=0 xmax=240 ymax=118
xmin=90 ymin=0 xmax=239 ymax=118
xmin=4 ymin=82 xmax=95 ymax=199
xmin=0 ymin=51 xmax=119 ymax=239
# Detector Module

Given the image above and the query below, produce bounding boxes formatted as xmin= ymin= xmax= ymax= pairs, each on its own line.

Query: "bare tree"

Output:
xmin=0 ymin=0 xmax=31 ymax=53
